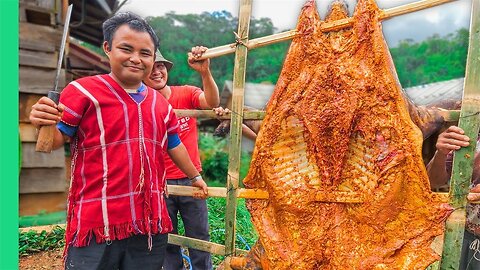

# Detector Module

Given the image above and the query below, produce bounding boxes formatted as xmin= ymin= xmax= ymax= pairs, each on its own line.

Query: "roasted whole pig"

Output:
xmin=236 ymin=0 xmax=449 ymax=269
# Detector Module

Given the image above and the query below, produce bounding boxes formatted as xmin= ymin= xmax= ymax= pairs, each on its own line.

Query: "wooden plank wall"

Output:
xmin=19 ymin=0 xmax=68 ymax=215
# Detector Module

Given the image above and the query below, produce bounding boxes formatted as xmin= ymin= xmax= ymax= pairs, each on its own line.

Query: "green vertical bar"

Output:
xmin=224 ymin=0 xmax=252 ymax=269
xmin=440 ymin=0 xmax=480 ymax=269
xmin=0 ymin=0 xmax=19 ymax=269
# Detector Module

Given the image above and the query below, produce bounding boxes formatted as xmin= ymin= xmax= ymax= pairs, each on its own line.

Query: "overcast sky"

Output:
xmin=119 ymin=0 xmax=471 ymax=47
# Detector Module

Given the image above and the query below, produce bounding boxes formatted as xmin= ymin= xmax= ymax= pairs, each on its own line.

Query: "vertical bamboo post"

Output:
xmin=440 ymin=0 xmax=480 ymax=269
xmin=223 ymin=0 xmax=252 ymax=269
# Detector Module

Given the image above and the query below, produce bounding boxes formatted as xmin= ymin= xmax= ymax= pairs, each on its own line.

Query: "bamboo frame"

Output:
xmin=198 ymin=0 xmax=458 ymax=60
xmin=440 ymin=0 xmax=480 ymax=268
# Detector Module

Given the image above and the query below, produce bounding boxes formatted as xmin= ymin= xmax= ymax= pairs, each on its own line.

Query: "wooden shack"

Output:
xmin=19 ymin=0 xmax=114 ymax=216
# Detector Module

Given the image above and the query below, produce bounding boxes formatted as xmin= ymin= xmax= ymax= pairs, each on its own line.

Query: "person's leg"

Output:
xmin=163 ymin=180 xmax=185 ymax=270
xmin=460 ymin=230 xmax=480 ymax=270
xmin=178 ymin=178 xmax=212 ymax=270
xmin=120 ymin=233 xmax=168 ymax=270
xmin=65 ymin=238 xmax=122 ymax=270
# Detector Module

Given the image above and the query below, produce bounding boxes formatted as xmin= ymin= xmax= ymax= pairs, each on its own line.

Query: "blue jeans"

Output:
xmin=163 ymin=178 xmax=212 ymax=270
xmin=65 ymin=233 xmax=168 ymax=270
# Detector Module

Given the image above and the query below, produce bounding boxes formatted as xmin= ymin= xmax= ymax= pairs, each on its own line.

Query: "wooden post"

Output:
xmin=440 ymin=0 xmax=480 ymax=269
xmin=224 ymin=0 xmax=252 ymax=269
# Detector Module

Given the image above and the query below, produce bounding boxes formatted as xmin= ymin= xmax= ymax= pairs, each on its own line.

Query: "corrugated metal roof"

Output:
xmin=404 ymin=78 xmax=464 ymax=106
xmin=69 ymin=0 xmax=121 ymax=46
xmin=221 ymin=80 xmax=275 ymax=109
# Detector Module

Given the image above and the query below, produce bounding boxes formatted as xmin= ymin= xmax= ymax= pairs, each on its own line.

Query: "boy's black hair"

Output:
xmin=103 ymin=12 xmax=159 ymax=51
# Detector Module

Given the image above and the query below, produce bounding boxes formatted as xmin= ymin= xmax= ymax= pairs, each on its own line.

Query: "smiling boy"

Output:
xmin=29 ymin=12 xmax=206 ymax=270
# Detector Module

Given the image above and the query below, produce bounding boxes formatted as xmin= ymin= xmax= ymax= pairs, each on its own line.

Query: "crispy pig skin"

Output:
xmin=239 ymin=0 xmax=449 ymax=269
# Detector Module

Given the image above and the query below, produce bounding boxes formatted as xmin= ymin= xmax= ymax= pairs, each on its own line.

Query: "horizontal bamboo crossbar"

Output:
xmin=168 ymin=234 xmax=248 ymax=256
xmin=174 ymin=109 xmax=265 ymax=120
xmin=199 ymin=0 xmax=458 ymax=60
xmin=168 ymin=185 xmax=450 ymax=203
xmin=174 ymin=109 xmax=460 ymax=121
xmin=167 ymin=185 xmax=269 ymax=199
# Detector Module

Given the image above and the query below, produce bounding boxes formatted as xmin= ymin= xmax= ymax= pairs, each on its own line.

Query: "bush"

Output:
xmin=199 ymin=133 xmax=252 ymax=185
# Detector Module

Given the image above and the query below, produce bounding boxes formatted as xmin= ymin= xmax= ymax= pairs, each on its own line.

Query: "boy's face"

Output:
xmin=103 ymin=24 xmax=155 ymax=88
xmin=144 ymin=62 xmax=168 ymax=90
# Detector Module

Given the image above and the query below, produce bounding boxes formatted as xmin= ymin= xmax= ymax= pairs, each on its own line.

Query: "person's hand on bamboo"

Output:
xmin=435 ymin=126 xmax=480 ymax=204
xmin=468 ymin=184 xmax=480 ymax=203
xmin=213 ymin=107 xmax=231 ymax=117
xmin=29 ymin=96 xmax=64 ymax=128
xmin=435 ymin=126 xmax=470 ymax=156
xmin=188 ymin=46 xmax=210 ymax=74
xmin=191 ymin=176 xmax=208 ymax=199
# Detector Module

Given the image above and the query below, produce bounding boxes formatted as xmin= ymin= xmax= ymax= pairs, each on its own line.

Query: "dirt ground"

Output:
xmin=19 ymin=249 xmax=63 ymax=270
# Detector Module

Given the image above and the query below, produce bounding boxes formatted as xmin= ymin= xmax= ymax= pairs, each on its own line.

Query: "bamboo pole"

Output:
xmin=223 ymin=1 xmax=252 ymax=269
xmin=198 ymin=0 xmax=458 ymax=60
xmin=167 ymin=185 xmax=269 ymax=199
xmin=174 ymin=109 xmax=265 ymax=120
xmin=168 ymin=234 xmax=248 ymax=256
xmin=167 ymin=185 xmax=449 ymax=202
xmin=440 ymin=0 xmax=480 ymax=268
xmin=174 ymin=109 xmax=459 ymax=121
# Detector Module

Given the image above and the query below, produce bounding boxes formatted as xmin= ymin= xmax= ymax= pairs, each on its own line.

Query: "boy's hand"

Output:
xmin=30 ymin=97 xmax=64 ymax=128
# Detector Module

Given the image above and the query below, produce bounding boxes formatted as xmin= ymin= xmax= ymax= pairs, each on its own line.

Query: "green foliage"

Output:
xmin=199 ymin=133 xmax=252 ymax=185
xmin=147 ymin=11 xmax=289 ymax=88
xmin=206 ymin=198 xmax=257 ymax=266
xmin=390 ymin=28 xmax=468 ymax=87
xmin=146 ymin=10 xmax=467 ymax=89
xmin=19 ymin=226 xmax=65 ymax=256
xmin=199 ymin=133 xmax=229 ymax=183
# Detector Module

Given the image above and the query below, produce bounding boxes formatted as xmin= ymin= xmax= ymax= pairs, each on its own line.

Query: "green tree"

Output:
xmin=147 ymin=11 xmax=287 ymax=87
xmin=390 ymin=28 xmax=468 ymax=87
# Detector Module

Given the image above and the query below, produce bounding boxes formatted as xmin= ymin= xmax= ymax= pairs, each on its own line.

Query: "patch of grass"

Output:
xmin=19 ymin=226 xmax=65 ymax=256
xmin=19 ymin=200 xmax=258 ymax=267
xmin=208 ymin=198 xmax=257 ymax=267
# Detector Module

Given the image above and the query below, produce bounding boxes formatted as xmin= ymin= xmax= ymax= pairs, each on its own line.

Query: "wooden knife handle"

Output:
xmin=35 ymin=91 xmax=60 ymax=153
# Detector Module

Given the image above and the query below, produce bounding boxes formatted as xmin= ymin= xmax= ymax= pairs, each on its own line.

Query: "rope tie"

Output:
xmin=230 ymin=31 xmax=247 ymax=48
xmin=460 ymin=111 xmax=480 ymax=119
